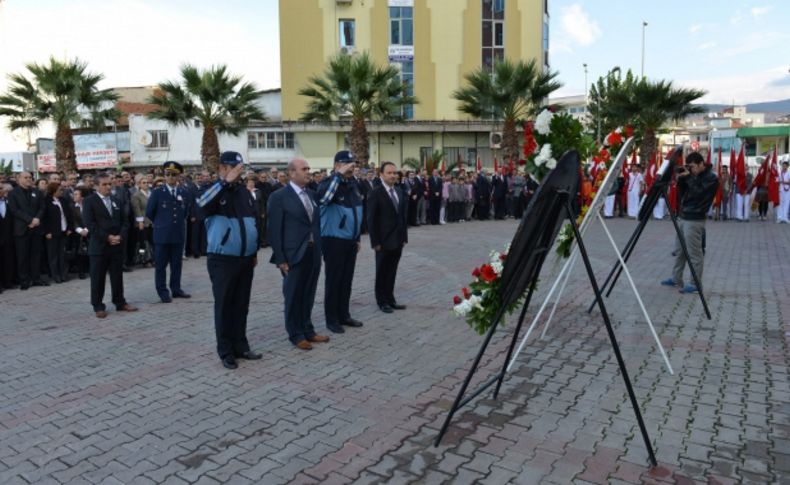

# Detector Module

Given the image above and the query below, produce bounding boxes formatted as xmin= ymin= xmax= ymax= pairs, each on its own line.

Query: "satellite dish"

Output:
xmin=139 ymin=131 xmax=153 ymax=146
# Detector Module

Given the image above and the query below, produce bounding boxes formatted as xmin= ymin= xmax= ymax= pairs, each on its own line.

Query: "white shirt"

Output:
xmin=0 ymin=198 xmax=6 ymax=218
xmin=52 ymin=197 xmax=67 ymax=232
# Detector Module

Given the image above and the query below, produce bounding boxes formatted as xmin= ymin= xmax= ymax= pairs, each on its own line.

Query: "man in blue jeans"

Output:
xmin=661 ymin=151 xmax=719 ymax=294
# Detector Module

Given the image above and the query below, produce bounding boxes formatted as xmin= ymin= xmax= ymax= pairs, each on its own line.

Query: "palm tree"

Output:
xmin=453 ymin=59 xmax=562 ymax=162
xmin=149 ymin=64 xmax=265 ymax=171
xmin=603 ymin=74 xmax=705 ymax=162
xmin=299 ymin=52 xmax=417 ymax=166
xmin=401 ymin=157 xmax=420 ymax=170
xmin=586 ymin=67 xmax=637 ymax=142
xmin=0 ymin=57 xmax=119 ymax=172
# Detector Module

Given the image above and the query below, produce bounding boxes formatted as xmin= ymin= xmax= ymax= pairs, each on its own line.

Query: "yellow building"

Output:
xmin=279 ymin=0 xmax=548 ymax=169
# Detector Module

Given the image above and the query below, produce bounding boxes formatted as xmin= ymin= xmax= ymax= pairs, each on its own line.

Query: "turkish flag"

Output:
xmin=751 ymin=152 xmax=769 ymax=190
xmin=768 ymin=145 xmax=780 ymax=206
xmin=735 ymin=145 xmax=747 ymax=194
xmin=493 ymin=157 xmax=498 ymax=173
xmin=440 ymin=158 xmax=446 ymax=175
xmin=476 ymin=156 xmax=482 ymax=172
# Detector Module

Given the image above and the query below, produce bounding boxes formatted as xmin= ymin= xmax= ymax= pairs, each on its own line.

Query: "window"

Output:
xmin=481 ymin=0 xmax=504 ymax=69
xmin=390 ymin=7 xmax=413 ymax=46
xmin=393 ymin=61 xmax=414 ymax=120
xmin=248 ymin=131 xmax=294 ymax=150
xmin=339 ymin=19 xmax=355 ymax=47
xmin=147 ymin=130 xmax=168 ymax=149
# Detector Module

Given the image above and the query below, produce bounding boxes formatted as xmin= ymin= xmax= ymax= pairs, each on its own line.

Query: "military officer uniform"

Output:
xmin=145 ymin=161 xmax=192 ymax=302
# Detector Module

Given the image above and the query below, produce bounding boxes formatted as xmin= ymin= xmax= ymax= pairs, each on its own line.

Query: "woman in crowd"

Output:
xmin=131 ymin=174 xmax=154 ymax=266
xmin=42 ymin=181 xmax=73 ymax=283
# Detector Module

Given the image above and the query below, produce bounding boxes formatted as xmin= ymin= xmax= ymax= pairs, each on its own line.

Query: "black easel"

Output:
xmin=434 ymin=190 xmax=658 ymax=468
xmin=586 ymin=181 xmax=712 ymax=319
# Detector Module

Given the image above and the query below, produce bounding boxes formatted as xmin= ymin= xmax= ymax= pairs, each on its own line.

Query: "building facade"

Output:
xmin=279 ymin=0 xmax=548 ymax=169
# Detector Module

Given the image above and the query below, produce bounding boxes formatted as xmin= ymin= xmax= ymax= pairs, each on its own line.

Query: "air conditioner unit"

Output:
xmin=489 ymin=132 xmax=503 ymax=149
xmin=336 ymin=0 xmax=352 ymax=4
xmin=340 ymin=45 xmax=356 ymax=55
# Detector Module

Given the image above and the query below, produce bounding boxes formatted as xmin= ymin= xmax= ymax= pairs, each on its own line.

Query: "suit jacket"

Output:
xmin=42 ymin=196 xmax=74 ymax=236
xmin=130 ymin=190 xmax=151 ymax=227
xmin=145 ymin=185 xmax=191 ymax=244
xmin=267 ymin=184 xmax=321 ymax=266
xmin=428 ymin=176 xmax=443 ymax=200
xmin=8 ymin=185 xmax=45 ymax=237
xmin=492 ymin=175 xmax=508 ymax=198
xmin=82 ymin=193 xmax=128 ymax=256
xmin=367 ymin=183 xmax=408 ymax=251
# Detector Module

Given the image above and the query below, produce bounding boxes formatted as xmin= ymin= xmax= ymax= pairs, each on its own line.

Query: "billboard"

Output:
xmin=37 ymin=148 xmax=118 ymax=172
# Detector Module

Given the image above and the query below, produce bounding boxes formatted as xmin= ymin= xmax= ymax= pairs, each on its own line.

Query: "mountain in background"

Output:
xmin=698 ymin=98 xmax=790 ymax=114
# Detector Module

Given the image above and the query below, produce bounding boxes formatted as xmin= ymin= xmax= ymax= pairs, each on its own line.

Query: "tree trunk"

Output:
xmin=501 ymin=118 xmax=519 ymax=165
xmin=55 ymin=124 xmax=77 ymax=173
xmin=201 ymin=125 xmax=220 ymax=172
xmin=350 ymin=117 xmax=369 ymax=167
xmin=639 ymin=127 xmax=657 ymax=167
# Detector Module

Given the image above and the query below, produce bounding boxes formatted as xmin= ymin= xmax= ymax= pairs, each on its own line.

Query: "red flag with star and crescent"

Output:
xmin=768 ymin=145 xmax=780 ymax=206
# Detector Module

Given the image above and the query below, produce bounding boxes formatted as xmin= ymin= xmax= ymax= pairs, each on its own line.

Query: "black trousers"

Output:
xmin=14 ymin=232 xmax=42 ymax=285
xmin=282 ymin=245 xmax=321 ymax=344
xmin=191 ymin=220 xmax=207 ymax=255
xmin=493 ymin=195 xmax=506 ymax=219
xmin=322 ymin=237 xmax=358 ymax=326
xmin=375 ymin=246 xmax=403 ymax=306
xmin=477 ymin=202 xmax=490 ymax=220
xmin=184 ymin=219 xmax=194 ymax=256
xmin=0 ymin=240 xmax=15 ymax=288
xmin=89 ymin=252 xmax=125 ymax=312
xmin=45 ymin=232 xmax=67 ymax=281
xmin=429 ymin=197 xmax=441 ymax=224
xmin=207 ymin=254 xmax=255 ymax=359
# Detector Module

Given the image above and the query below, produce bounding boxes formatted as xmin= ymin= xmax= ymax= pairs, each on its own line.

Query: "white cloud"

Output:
xmin=697 ymin=42 xmax=717 ymax=51
xmin=730 ymin=10 xmax=743 ymax=24
xmin=689 ymin=24 xmax=702 ymax=34
xmin=679 ymin=66 xmax=790 ymax=104
xmin=717 ymin=31 xmax=786 ymax=58
xmin=750 ymin=5 xmax=772 ymax=18
xmin=560 ymin=4 xmax=602 ymax=48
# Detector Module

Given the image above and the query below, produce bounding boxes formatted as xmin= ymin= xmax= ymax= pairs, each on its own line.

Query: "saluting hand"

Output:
xmin=224 ymin=164 xmax=245 ymax=184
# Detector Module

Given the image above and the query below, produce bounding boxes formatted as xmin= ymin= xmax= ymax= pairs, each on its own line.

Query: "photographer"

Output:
xmin=661 ymin=152 xmax=719 ymax=294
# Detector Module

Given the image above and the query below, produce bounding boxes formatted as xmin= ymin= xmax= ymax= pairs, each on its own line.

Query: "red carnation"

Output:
xmin=522 ymin=122 xmax=537 ymax=158
xmin=599 ymin=148 xmax=611 ymax=162
xmin=518 ymin=159 xmax=526 ymax=166
xmin=462 ymin=287 xmax=471 ymax=299
xmin=453 ymin=295 xmax=462 ymax=305
xmin=499 ymin=253 xmax=507 ymax=261
xmin=480 ymin=264 xmax=497 ymax=283
xmin=606 ymin=131 xmax=623 ymax=147
xmin=472 ymin=267 xmax=481 ymax=278
xmin=624 ymin=125 xmax=634 ymax=138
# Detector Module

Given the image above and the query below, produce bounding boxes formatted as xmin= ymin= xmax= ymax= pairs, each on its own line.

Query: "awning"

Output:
xmin=736 ymin=125 xmax=790 ymax=138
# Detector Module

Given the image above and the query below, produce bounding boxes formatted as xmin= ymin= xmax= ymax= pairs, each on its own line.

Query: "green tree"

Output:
xmin=299 ymin=52 xmax=417 ymax=166
xmin=586 ymin=67 xmax=636 ymax=141
xmin=453 ymin=59 xmax=562 ymax=162
xmin=590 ymin=68 xmax=706 ymax=162
xmin=0 ymin=57 xmax=119 ymax=172
xmin=401 ymin=157 xmax=420 ymax=170
xmin=149 ymin=64 xmax=265 ymax=171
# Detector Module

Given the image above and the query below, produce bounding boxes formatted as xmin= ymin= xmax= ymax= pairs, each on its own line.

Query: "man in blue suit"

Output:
xmin=267 ymin=158 xmax=330 ymax=351
xmin=146 ymin=161 xmax=192 ymax=303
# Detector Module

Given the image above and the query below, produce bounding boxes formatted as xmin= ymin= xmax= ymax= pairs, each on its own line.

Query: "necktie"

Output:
xmin=103 ymin=196 xmax=112 ymax=214
xmin=389 ymin=187 xmax=399 ymax=212
xmin=300 ymin=191 xmax=313 ymax=221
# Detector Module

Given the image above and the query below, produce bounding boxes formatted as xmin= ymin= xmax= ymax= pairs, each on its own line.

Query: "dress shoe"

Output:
xmin=95 ymin=310 xmax=108 ymax=319
xmin=20 ymin=283 xmax=30 ymax=290
xmin=327 ymin=324 xmax=345 ymax=334
xmin=379 ymin=304 xmax=394 ymax=314
xmin=342 ymin=318 xmax=364 ymax=327
xmin=161 ymin=295 xmax=172 ymax=303
xmin=32 ymin=280 xmax=50 ymax=287
xmin=118 ymin=304 xmax=138 ymax=312
xmin=172 ymin=291 xmax=191 ymax=299
xmin=308 ymin=334 xmax=330 ymax=343
xmin=78 ymin=273 xmax=87 ymax=280
xmin=295 ymin=340 xmax=313 ymax=350
xmin=390 ymin=303 xmax=407 ymax=310
xmin=222 ymin=356 xmax=238 ymax=369
xmin=236 ymin=350 xmax=263 ymax=360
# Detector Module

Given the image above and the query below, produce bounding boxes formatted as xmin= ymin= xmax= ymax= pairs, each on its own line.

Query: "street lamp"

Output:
xmin=583 ymin=63 xmax=588 ymax=104
xmin=641 ymin=21 xmax=648 ymax=78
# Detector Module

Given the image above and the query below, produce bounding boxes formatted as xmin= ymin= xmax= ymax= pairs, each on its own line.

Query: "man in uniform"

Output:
xmin=146 ymin=161 xmax=192 ymax=303
xmin=779 ymin=161 xmax=790 ymax=223
xmin=317 ymin=150 xmax=364 ymax=334
xmin=196 ymin=151 xmax=262 ymax=369
xmin=627 ymin=165 xmax=644 ymax=218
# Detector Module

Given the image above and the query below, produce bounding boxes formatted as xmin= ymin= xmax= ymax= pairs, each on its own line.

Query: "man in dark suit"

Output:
xmin=69 ymin=187 xmax=90 ymax=279
xmin=0 ymin=183 xmax=16 ymax=291
xmin=367 ymin=161 xmax=408 ymax=313
xmin=190 ymin=170 xmax=211 ymax=256
xmin=7 ymin=171 xmax=47 ymax=289
xmin=475 ymin=170 xmax=492 ymax=220
xmin=268 ymin=158 xmax=330 ymax=350
xmin=146 ymin=161 xmax=192 ymax=303
xmin=492 ymin=168 xmax=508 ymax=219
xmin=82 ymin=173 xmax=138 ymax=318
xmin=111 ymin=174 xmax=134 ymax=271
xmin=428 ymin=169 xmax=443 ymax=225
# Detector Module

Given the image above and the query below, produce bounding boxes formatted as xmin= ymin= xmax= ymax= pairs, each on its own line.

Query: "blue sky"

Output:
xmin=1 ymin=0 xmax=789 ymax=150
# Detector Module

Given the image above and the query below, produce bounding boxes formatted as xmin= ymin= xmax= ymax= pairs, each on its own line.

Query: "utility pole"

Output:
xmin=641 ymin=21 xmax=648 ymax=78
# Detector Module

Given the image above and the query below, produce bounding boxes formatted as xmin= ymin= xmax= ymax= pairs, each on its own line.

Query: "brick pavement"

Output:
xmin=0 ymin=217 xmax=788 ymax=484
